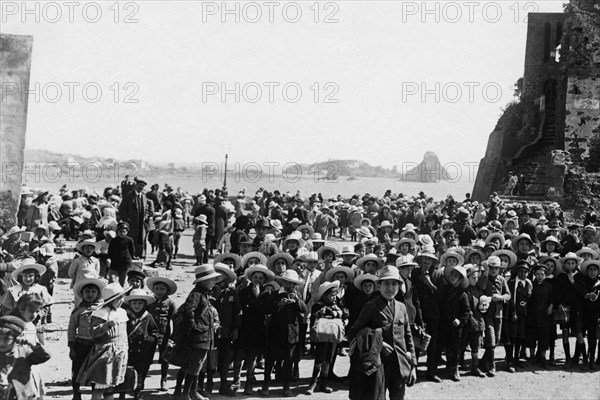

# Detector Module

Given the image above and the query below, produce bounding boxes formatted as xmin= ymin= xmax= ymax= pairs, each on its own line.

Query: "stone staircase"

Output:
xmin=510 ymin=96 xmax=558 ymax=197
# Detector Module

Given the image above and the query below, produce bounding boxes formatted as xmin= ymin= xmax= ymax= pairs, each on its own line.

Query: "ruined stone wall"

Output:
xmin=0 ymin=34 xmax=33 ymax=228
xmin=564 ymin=76 xmax=600 ymax=171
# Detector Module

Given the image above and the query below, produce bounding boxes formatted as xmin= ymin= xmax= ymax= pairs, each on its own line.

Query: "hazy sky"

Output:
xmin=3 ymin=0 xmax=565 ymax=168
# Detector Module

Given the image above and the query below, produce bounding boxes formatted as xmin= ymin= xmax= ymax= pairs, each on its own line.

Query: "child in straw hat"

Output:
xmin=77 ymin=282 xmax=129 ymax=400
xmin=306 ymin=281 xmax=347 ymax=395
xmin=121 ymin=289 xmax=159 ymax=400
xmin=555 ymin=252 xmax=584 ymax=368
xmin=69 ymin=239 xmax=101 ymax=304
xmin=526 ymin=264 xmax=554 ymax=369
xmin=481 ymin=255 xmax=510 ymax=377
xmin=69 ymin=278 xmax=106 ymax=400
xmin=146 ymin=276 xmax=177 ymax=391
xmin=439 ymin=265 xmax=470 ymax=381
xmin=260 ymin=270 xmax=306 ymax=397
xmin=461 ymin=265 xmax=488 ymax=378
xmin=0 ymin=259 xmax=52 ymax=316
xmin=232 ymin=264 xmax=274 ymax=395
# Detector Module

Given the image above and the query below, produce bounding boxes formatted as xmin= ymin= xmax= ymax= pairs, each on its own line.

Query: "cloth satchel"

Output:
xmin=311 ymin=318 xmax=345 ymax=343
xmin=552 ymin=305 xmax=570 ymax=324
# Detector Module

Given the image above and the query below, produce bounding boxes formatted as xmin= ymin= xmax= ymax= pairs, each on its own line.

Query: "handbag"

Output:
xmin=411 ymin=325 xmax=431 ymax=352
xmin=113 ymin=366 xmax=138 ymax=393
xmin=552 ymin=305 xmax=570 ymax=324
xmin=310 ymin=318 xmax=345 ymax=343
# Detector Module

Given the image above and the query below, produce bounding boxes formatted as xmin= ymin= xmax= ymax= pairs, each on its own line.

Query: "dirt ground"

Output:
xmin=43 ymin=229 xmax=600 ymax=399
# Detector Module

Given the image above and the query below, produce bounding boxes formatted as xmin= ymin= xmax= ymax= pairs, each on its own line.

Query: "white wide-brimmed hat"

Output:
xmin=245 ymin=264 xmax=275 ymax=282
xmin=353 ymin=273 xmax=378 ymax=290
xmin=214 ymin=262 xmax=237 ymax=284
xmin=124 ymin=288 xmax=156 ymax=305
xmin=193 ymin=264 xmax=221 ymax=284
xmin=276 ymin=269 xmax=304 ymax=285
xmin=76 ymin=239 xmax=101 ymax=253
xmin=315 ymin=280 xmax=340 ymax=302
xmin=324 ymin=265 xmax=354 ymax=282
xmin=12 ymin=261 xmax=47 ymax=281
xmin=146 ymin=276 xmax=177 ymax=295
xmin=73 ymin=277 xmax=107 ymax=295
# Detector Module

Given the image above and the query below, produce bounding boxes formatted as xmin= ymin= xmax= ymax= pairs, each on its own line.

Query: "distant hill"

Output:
xmin=24 ymin=149 xmax=149 ymax=170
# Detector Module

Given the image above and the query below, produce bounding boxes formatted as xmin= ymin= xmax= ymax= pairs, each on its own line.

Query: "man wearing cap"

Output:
xmin=118 ymin=179 xmax=151 ymax=259
xmin=284 ymin=197 xmax=308 ymax=236
xmin=348 ymin=266 xmax=417 ymax=400
xmin=253 ymin=219 xmax=279 ymax=257
xmin=518 ymin=207 xmax=538 ymax=244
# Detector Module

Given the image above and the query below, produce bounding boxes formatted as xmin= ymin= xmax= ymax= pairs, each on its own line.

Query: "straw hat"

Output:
xmin=310 ymin=233 xmax=325 ymax=243
xmin=576 ymin=247 xmax=600 ymax=260
xmin=194 ymin=215 xmax=208 ymax=226
xmin=492 ymin=249 xmax=517 ymax=269
xmin=377 ymin=266 xmax=402 ymax=283
xmin=394 ymin=238 xmax=416 ymax=251
xmin=538 ymin=256 xmax=562 ymax=274
xmin=511 ymin=233 xmax=534 ymax=251
xmin=124 ymin=288 xmax=156 ymax=305
xmin=245 ymin=264 xmax=275 ymax=282
xmin=353 ymin=273 xmax=378 ymax=290
xmin=440 ymin=251 xmax=465 ymax=267
xmin=241 ymin=251 xmax=268 ymax=267
xmin=444 ymin=265 xmax=469 ymax=289
xmin=465 ymin=248 xmax=485 ymax=264
xmin=267 ymin=253 xmax=294 ymax=271
xmin=214 ymin=253 xmax=243 ymax=271
xmin=288 ymin=218 xmax=302 ymax=226
xmin=263 ymin=281 xmax=280 ymax=292
xmin=414 ymin=252 xmax=440 ymax=266
xmin=560 ymin=252 xmax=583 ymax=266
xmin=483 ymin=255 xmax=504 ymax=269
xmin=580 ymin=260 xmax=600 ymax=276
xmin=72 ymin=277 xmax=107 ymax=295
xmin=34 ymin=225 xmax=49 ymax=236
xmin=465 ymin=264 xmax=483 ymax=277
xmin=283 ymin=231 xmax=305 ymax=248
xmin=214 ymin=262 xmax=237 ymax=284
xmin=296 ymin=225 xmax=314 ymax=237
xmin=485 ymin=232 xmax=506 ymax=249
xmin=396 ymin=260 xmax=418 ymax=269
xmin=338 ymin=245 xmax=357 ymax=257
xmin=360 ymin=218 xmax=372 ymax=226
xmin=317 ymin=245 xmax=340 ymax=259
xmin=378 ymin=221 xmax=393 ymax=229
xmin=193 ymin=264 xmax=221 ymax=284
xmin=304 ymin=251 xmax=320 ymax=262
xmin=11 ymin=262 xmax=46 ymax=281
xmin=76 ymin=239 xmax=101 ymax=253
xmin=356 ymin=226 xmax=373 ymax=238
xmin=48 ymin=221 xmax=61 ymax=232
xmin=356 ymin=254 xmax=384 ymax=271
xmin=276 ymin=269 xmax=304 ymax=285
xmin=101 ymin=282 xmax=128 ymax=304
xmin=325 ymin=265 xmax=354 ymax=282
xmin=3 ymin=226 xmax=24 ymax=239
xmin=315 ymin=280 xmax=340 ymax=302
xmin=400 ymin=229 xmax=417 ymax=240
xmin=270 ymin=219 xmax=283 ymax=231
xmin=146 ymin=276 xmax=177 ymax=295
xmin=540 ymin=236 xmax=560 ymax=250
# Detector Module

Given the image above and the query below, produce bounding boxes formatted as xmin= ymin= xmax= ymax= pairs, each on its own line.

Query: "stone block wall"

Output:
xmin=0 ymin=34 xmax=33 ymax=228
xmin=564 ymin=75 xmax=600 ymax=171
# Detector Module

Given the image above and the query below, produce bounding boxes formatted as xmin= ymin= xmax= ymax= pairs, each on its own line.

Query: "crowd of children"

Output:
xmin=0 ymin=185 xmax=599 ymax=399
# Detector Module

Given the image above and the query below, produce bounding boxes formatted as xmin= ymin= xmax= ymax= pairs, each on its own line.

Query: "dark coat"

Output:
xmin=118 ymin=190 xmax=150 ymax=257
xmin=347 ymin=295 xmax=417 ymax=381
xmin=265 ymin=292 xmax=307 ymax=348
xmin=527 ymin=280 xmax=553 ymax=328
xmin=126 ymin=310 xmax=158 ymax=376
xmin=214 ymin=286 xmax=242 ymax=339
xmin=181 ymin=286 xmax=219 ymax=349
xmin=195 ymin=204 xmax=216 ymax=237
xmin=237 ymin=285 xmax=270 ymax=348
xmin=348 ymin=327 xmax=385 ymax=400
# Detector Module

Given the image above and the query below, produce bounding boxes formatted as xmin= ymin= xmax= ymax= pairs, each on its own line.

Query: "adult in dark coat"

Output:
xmin=194 ymin=195 xmax=216 ymax=258
xmin=518 ymin=207 xmax=539 ymax=243
xmin=214 ymin=197 xmax=228 ymax=249
xmin=348 ymin=266 xmax=417 ymax=400
xmin=118 ymin=180 xmax=151 ymax=258
xmin=146 ymin=184 xmax=162 ymax=213
xmin=284 ymin=197 xmax=308 ymax=235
